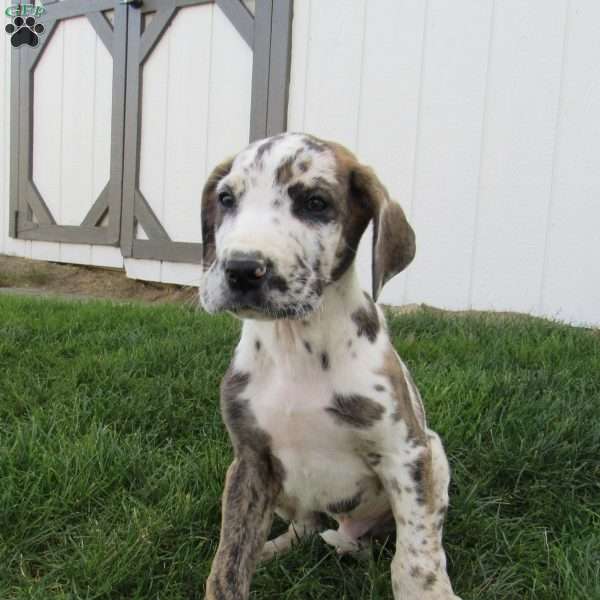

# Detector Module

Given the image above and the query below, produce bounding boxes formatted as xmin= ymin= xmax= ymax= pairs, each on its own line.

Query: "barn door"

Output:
xmin=9 ymin=0 xmax=292 ymax=258
xmin=10 ymin=0 xmax=128 ymax=246
xmin=120 ymin=0 xmax=293 ymax=263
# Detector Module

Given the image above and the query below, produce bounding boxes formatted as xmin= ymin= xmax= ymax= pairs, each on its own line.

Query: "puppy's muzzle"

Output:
xmin=225 ymin=255 xmax=268 ymax=294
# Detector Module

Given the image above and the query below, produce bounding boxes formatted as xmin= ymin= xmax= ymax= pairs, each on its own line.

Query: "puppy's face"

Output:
xmin=200 ymin=133 xmax=415 ymax=319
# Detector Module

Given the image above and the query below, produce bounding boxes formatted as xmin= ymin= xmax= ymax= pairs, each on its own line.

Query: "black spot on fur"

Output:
xmin=351 ymin=294 xmax=380 ymax=343
xmin=366 ymin=452 xmax=382 ymax=466
xmin=255 ymin=339 xmax=261 ymax=352
xmin=303 ymin=340 xmax=312 ymax=354
xmin=326 ymin=394 xmax=385 ymax=429
xmin=327 ymin=491 xmax=362 ymax=514
xmin=410 ymin=454 xmax=430 ymax=506
xmin=320 ymin=352 xmax=330 ymax=371
xmin=268 ymin=272 xmax=289 ymax=293
xmin=374 ymin=384 xmax=385 ymax=392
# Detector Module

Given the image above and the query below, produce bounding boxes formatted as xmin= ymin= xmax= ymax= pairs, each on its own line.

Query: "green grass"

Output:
xmin=0 ymin=295 xmax=598 ymax=600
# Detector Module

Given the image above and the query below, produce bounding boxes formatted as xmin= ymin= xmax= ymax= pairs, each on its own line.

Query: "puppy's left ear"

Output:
xmin=352 ymin=165 xmax=416 ymax=301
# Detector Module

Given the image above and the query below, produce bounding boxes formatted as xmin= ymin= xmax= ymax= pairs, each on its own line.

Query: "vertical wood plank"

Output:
xmin=60 ymin=16 xmax=99 ymax=226
xmin=138 ymin=11 xmax=170 ymax=237
xmin=286 ymin=0 xmax=310 ymax=132
xmin=301 ymin=0 xmax=366 ymax=150
xmin=206 ymin=3 xmax=252 ymax=169
xmin=403 ymin=0 xmax=494 ymax=310
xmin=471 ymin=0 xmax=568 ymax=313
xmin=92 ymin=33 xmax=113 ymax=204
xmin=354 ymin=0 xmax=428 ymax=303
xmin=162 ymin=4 xmax=212 ymax=244
xmin=540 ymin=0 xmax=600 ymax=325
xmin=32 ymin=21 xmax=64 ymax=224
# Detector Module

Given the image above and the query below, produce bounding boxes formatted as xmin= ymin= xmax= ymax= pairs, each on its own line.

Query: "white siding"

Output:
xmin=2 ymin=0 xmax=600 ymax=326
xmin=288 ymin=0 xmax=600 ymax=326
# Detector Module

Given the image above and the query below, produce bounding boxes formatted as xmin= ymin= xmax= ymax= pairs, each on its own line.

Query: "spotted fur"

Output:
xmin=202 ymin=134 xmax=460 ymax=600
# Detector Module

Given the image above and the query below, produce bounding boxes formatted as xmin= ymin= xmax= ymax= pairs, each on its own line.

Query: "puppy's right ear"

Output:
xmin=201 ymin=157 xmax=234 ymax=271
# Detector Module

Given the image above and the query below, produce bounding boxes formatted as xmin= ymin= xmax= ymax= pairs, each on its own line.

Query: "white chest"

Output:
xmin=245 ymin=364 xmax=386 ymax=518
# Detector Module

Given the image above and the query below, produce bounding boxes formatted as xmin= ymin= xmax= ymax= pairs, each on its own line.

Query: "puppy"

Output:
xmin=200 ymin=133 xmax=460 ymax=599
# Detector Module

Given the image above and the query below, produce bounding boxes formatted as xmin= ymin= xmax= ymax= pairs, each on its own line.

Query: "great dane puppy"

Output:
xmin=200 ymin=133 xmax=460 ymax=599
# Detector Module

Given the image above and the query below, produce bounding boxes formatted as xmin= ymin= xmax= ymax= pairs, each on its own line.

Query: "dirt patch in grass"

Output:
xmin=0 ymin=255 xmax=197 ymax=304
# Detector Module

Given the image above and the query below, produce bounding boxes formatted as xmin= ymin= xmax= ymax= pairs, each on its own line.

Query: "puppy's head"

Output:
xmin=200 ymin=133 xmax=415 ymax=319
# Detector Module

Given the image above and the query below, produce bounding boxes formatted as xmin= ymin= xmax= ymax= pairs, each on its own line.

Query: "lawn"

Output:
xmin=0 ymin=294 xmax=598 ymax=600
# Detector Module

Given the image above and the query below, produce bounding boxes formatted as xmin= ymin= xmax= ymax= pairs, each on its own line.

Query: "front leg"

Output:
xmin=205 ymin=454 xmax=279 ymax=599
xmin=371 ymin=431 xmax=461 ymax=600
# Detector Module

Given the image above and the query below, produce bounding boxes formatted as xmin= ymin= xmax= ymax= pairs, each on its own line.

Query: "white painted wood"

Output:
xmin=91 ymin=245 xmax=123 ymax=269
xmin=205 ymin=4 xmax=252 ymax=171
xmin=353 ymin=0 xmax=428 ymax=305
xmin=160 ymin=261 xmax=203 ymax=287
xmin=470 ymin=0 xmax=569 ymax=314
xmin=286 ymin=0 xmax=310 ymax=133
xmin=31 ymin=241 xmax=60 ymax=262
xmin=300 ymin=0 xmax=366 ymax=150
xmin=139 ymin=5 xmax=213 ymax=244
xmin=539 ymin=0 xmax=600 ymax=326
xmin=123 ymin=257 xmax=161 ymax=282
xmin=403 ymin=0 xmax=494 ymax=310
xmin=33 ymin=19 xmax=64 ymax=224
xmin=60 ymin=243 xmax=92 ymax=266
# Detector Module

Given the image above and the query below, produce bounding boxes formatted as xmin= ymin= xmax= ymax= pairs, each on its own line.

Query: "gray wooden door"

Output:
xmin=9 ymin=0 xmax=128 ymax=246
xmin=9 ymin=0 xmax=292 ymax=263
xmin=120 ymin=0 xmax=293 ymax=264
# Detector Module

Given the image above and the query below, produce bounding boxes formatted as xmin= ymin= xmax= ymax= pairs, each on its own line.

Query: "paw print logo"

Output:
xmin=5 ymin=16 xmax=45 ymax=48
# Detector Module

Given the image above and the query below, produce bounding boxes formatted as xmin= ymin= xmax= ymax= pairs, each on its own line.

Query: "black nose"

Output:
xmin=225 ymin=257 xmax=268 ymax=293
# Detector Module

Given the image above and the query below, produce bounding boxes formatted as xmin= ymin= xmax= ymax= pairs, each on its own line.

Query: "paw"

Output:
xmin=5 ymin=16 xmax=45 ymax=48
xmin=259 ymin=540 xmax=280 ymax=562
xmin=319 ymin=528 xmax=369 ymax=559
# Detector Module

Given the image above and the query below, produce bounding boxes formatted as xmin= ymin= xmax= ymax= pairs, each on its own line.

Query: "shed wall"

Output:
xmin=2 ymin=0 xmax=600 ymax=325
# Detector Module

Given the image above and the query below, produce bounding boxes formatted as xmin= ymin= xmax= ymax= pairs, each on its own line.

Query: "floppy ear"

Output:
xmin=201 ymin=157 xmax=234 ymax=271
xmin=351 ymin=165 xmax=416 ymax=301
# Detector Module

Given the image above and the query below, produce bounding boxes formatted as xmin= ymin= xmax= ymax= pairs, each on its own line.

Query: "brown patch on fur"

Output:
xmin=207 ymin=366 xmax=287 ymax=598
xmin=351 ymin=293 xmax=380 ymax=342
xmin=275 ymin=149 xmax=302 ymax=185
xmin=376 ymin=348 xmax=427 ymax=444
xmin=326 ymin=394 xmax=385 ymax=429
xmin=201 ymin=157 xmax=234 ymax=270
xmin=410 ymin=449 xmax=435 ymax=511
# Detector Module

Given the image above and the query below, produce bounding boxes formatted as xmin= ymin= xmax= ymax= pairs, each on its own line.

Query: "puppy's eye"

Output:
xmin=305 ymin=194 xmax=328 ymax=213
xmin=218 ymin=191 xmax=236 ymax=209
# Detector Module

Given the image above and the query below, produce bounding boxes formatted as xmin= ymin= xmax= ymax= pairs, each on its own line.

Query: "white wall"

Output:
xmin=2 ymin=0 xmax=600 ymax=326
xmin=288 ymin=0 xmax=600 ymax=326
